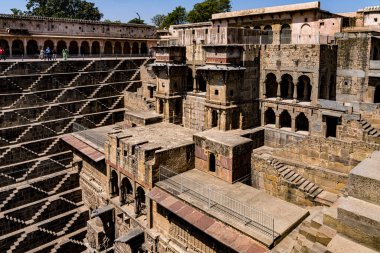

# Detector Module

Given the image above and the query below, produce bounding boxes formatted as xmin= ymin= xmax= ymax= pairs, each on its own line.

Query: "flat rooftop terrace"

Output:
xmin=116 ymin=122 xmax=196 ymax=150
xmin=156 ymin=169 xmax=309 ymax=247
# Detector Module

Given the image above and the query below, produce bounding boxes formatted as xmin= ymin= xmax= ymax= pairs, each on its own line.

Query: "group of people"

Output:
xmin=39 ymin=47 xmax=58 ymax=61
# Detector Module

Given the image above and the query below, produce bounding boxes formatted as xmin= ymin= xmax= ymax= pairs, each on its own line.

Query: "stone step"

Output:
xmin=311 ymin=213 xmax=323 ymax=229
xmin=309 ymin=242 xmax=328 ymax=253
xmin=337 ymin=196 xmax=380 ymax=250
xmin=327 ymin=234 xmax=378 ymax=253
xmin=346 ymin=151 xmax=380 ymax=205
xmin=315 ymin=225 xmax=336 ymax=246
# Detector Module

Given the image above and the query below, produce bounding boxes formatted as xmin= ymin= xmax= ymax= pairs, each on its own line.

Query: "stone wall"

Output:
xmin=336 ymin=34 xmax=370 ymax=102
xmin=183 ymin=93 xmax=206 ymax=131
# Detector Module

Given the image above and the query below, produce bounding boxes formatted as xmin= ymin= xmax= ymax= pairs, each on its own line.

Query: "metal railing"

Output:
xmin=158 ymin=166 xmax=276 ymax=241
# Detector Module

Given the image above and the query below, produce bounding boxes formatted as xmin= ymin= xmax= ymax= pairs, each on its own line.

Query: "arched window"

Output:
xmin=136 ymin=186 xmax=146 ymax=214
xmin=26 ymin=40 xmax=39 ymax=56
xmin=300 ymin=24 xmax=312 ymax=44
xmin=91 ymin=41 xmax=100 ymax=55
xmin=209 ymin=153 xmax=216 ymax=172
xmin=0 ymin=39 xmax=10 ymax=56
xmin=253 ymin=26 xmax=261 ymax=44
xmin=121 ymin=177 xmax=133 ymax=204
xmin=12 ymin=40 xmax=24 ymax=56
xmin=280 ymin=74 xmax=294 ymax=99
xmin=69 ymin=41 xmax=79 ymax=55
xmin=297 ymin=75 xmax=312 ymax=101
xmin=114 ymin=41 xmax=122 ymax=55
xmin=296 ymin=113 xmax=309 ymax=132
xmin=110 ymin=170 xmax=119 ymax=196
xmin=265 ymin=73 xmax=277 ymax=98
xmin=80 ymin=41 xmax=90 ymax=55
xmin=123 ymin=42 xmax=131 ymax=55
xmin=104 ymin=41 xmax=112 ymax=55
xmin=56 ymin=40 xmax=67 ymax=55
xmin=140 ymin=42 xmax=148 ymax=55
xmin=280 ymin=110 xmax=291 ymax=128
xmin=44 ymin=40 xmax=54 ymax=51
xmin=265 ymin=108 xmax=276 ymax=125
xmin=280 ymin=24 xmax=291 ymax=44
xmin=263 ymin=25 xmax=273 ymax=44
xmin=132 ymin=42 xmax=139 ymax=54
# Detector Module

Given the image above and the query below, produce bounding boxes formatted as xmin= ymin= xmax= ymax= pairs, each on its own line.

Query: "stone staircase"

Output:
xmin=7 ymin=232 xmax=28 ymax=253
xmin=358 ymin=119 xmax=380 ymax=138
xmin=269 ymin=158 xmax=324 ymax=199
xmin=80 ymin=60 xmax=95 ymax=72
xmin=25 ymin=75 xmax=44 ymax=92
xmin=30 ymin=200 xmax=52 ymax=223
xmin=101 ymin=59 xmax=126 ymax=84
xmin=40 ymin=138 xmax=60 ymax=156
xmin=1 ymin=62 xmax=18 ymax=75
xmin=42 ymin=61 xmax=60 ymax=74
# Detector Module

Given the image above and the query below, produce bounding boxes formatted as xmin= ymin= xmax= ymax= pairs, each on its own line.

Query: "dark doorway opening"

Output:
xmin=326 ymin=116 xmax=339 ymax=138
xmin=209 ymin=153 xmax=216 ymax=172
xmin=375 ymin=86 xmax=380 ymax=103
xmin=212 ymin=110 xmax=218 ymax=128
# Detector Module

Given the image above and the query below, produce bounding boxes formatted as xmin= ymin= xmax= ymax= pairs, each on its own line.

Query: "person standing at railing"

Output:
xmin=39 ymin=49 xmax=45 ymax=60
xmin=0 ymin=47 xmax=6 ymax=61
xmin=62 ymin=48 xmax=68 ymax=61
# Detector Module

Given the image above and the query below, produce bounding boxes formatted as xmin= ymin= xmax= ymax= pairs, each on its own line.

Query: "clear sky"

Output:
xmin=0 ymin=0 xmax=379 ymax=25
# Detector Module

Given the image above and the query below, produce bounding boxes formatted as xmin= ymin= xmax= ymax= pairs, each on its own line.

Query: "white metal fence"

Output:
xmin=158 ymin=166 xmax=277 ymax=241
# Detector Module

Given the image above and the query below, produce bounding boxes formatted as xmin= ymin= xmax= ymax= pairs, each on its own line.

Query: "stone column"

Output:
xmin=221 ymin=111 xmax=227 ymax=131
xmin=293 ymin=83 xmax=298 ymax=103
xmin=291 ymin=116 xmax=296 ymax=132
xmin=262 ymin=81 xmax=267 ymax=99
xmin=207 ymin=108 xmax=212 ymax=128
xmin=138 ymin=42 xmax=142 ymax=55
xmin=276 ymin=81 xmax=281 ymax=100
xmin=288 ymin=81 xmax=293 ymax=99
xmin=118 ymin=171 xmax=122 ymax=203
xmin=9 ymin=39 xmax=13 ymax=58
xmin=111 ymin=42 xmax=115 ymax=56
xmin=23 ymin=39 xmax=27 ymax=57
xmin=275 ymin=113 xmax=280 ymax=128
xmin=106 ymin=164 xmax=111 ymax=197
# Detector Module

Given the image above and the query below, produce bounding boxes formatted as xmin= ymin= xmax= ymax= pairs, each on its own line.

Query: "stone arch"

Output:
xmin=375 ymin=86 xmax=380 ymax=103
xmin=91 ymin=41 xmax=100 ymax=55
xmin=136 ymin=186 xmax=145 ymax=213
xmin=69 ymin=41 xmax=79 ymax=55
xmin=26 ymin=40 xmax=39 ymax=56
xmin=297 ymin=75 xmax=312 ymax=101
xmin=280 ymin=24 xmax=291 ymax=44
xmin=110 ymin=170 xmax=119 ymax=196
xmin=140 ymin=42 xmax=148 ymax=54
xmin=300 ymin=24 xmax=312 ymax=44
xmin=80 ymin=41 xmax=90 ymax=55
xmin=114 ymin=41 xmax=122 ymax=55
xmin=0 ymin=39 xmax=10 ymax=56
xmin=264 ymin=107 xmax=276 ymax=125
xmin=12 ymin=39 xmax=24 ymax=56
xmin=265 ymin=73 xmax=277 ymax=98
xmin=132 ymin=42 xmax=139 ymax=54
xmin=296 ymin=112 xmax=309 ymax=132
xmin=44 ymin=40 xmax=54 ymax=50
xmin=263 ymin=25 xmax=273 ymax=44
xmin=280 ymin=74 xmax=294 ymax=99
xmin=121 ymin=177 xmax=133 ymax=203
xmin=56 ymin=40 xmax=67 ymax=55
xmin=104 ymin=41 xmax=112 ymax=55
xmin=123 ymin=42 xmax=131 ymax=55
xmin=280 ymin=110 xmax=291 ymax=128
